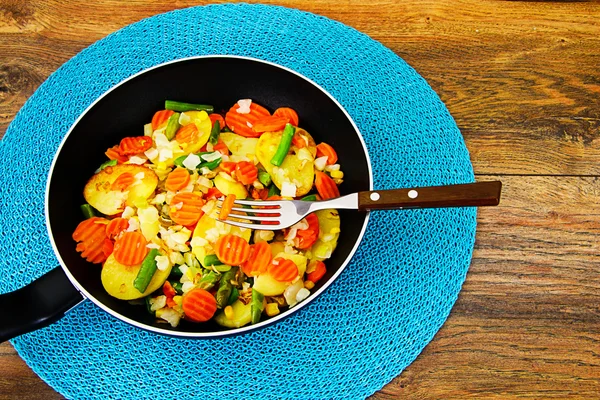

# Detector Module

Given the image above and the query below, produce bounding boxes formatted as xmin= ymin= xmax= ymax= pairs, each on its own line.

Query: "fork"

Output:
xmin=217 ymin=181 xmax=502 ymax=230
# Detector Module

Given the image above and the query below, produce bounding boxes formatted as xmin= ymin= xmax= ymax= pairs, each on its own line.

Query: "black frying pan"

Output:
xmin=0 ymin=56 xmax=372 ymax=341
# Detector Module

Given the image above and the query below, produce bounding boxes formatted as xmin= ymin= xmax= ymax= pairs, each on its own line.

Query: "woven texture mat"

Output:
xmin=0 ymin=4 xmax=476 ymax=399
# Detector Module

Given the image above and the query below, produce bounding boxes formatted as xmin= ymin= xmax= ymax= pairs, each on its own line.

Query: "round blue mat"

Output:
xmin=0 ymin=4 xmax=475 ymax=399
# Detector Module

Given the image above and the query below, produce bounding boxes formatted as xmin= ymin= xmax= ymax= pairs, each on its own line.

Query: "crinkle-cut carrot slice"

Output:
xmin=316 ymin=142 xmax=338 ymax=165
xmin=110 ymin=172 xmax=135 ymax=191
xmin=273 ymin=107 xmax=299 ymax=126
xmin=235 ymin=161 xmax=258 ymax=185
xmin=225 ymin=102 xmax=270 ymax=138
xmin=218 ymin=194 xmax=236 ymax=221
xmin=306 ymin=260 xmax=326 ymax=283
xmin=119 ymin=136 xmax=153 ymax=156
xmin=214 ymin=234 xmax=250 ymax=266
xmin=314 ymin=171 xmax=340 ymax=200
xmin=165 ymin=167 xmax=191 ymax=192
xmin=268 ymin=257 xmax=299 ymax=282
xmin=113 ymin=231 xmax=148 ymax=266
xmin=251 ymin=115 xmax=288 ymax=133
xmin=105 ymin=217 xmax=129 ymax=240
xmin=72 ymin=217 xmax=110 ymax=264
xmin=105 ymin=146 xmax=128 ymax=163
xmin=291 ymin=213 xmax=319 ymax=250
xmin=175 ymin=123 xmax=199 ymax=144
xmin=152 ymin=110 xmax=174 ymax=130
xmin=170 ymin=192 xmax=205 ymax=226
xmin=182 ymin=288 xmax=217 ymax=322
xmin=241 ymin=241 xmax=272 ymax=276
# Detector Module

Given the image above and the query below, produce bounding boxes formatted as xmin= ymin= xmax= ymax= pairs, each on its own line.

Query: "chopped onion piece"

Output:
xmin=236 ymin=99 xmax=252 ymax=114
xmin=314 ymin=156 xmax=328 ymax=171
xmin=129 ymin=155 xmax=147 ymax=165
xmin=281 ymin=181 xmax=297 ymax=198
xmin=200 ymin=152 xmax=221 ymax=162
xmin=155 ymin=255 xmax=170 ymax=271
xmin=182 ymin=153 xmax=201 ymax=170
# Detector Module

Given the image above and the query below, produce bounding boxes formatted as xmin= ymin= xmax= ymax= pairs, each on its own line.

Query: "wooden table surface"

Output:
xmin=1 ymin=0 xmax=599 ymax=398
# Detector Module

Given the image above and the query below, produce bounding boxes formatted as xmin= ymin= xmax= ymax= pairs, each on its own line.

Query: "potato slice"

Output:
xmin=255 ymin=131 xmax=314 ymax=197
xmin=84 ymin=164 xmax=158 ymax=215
xmin=220 ymin=131 xmax=259 ymax=158
xmin=292 ymin=128 xmax=317 ymax=157
xmin=213 ymin=172 xmax=248 ymax=198
xmin=308 ymin=209 xmax=340 ymax=261
xmin=214 ymin=299 xmax=252 ymax=328
xmin=252 ymin=252 xmax=307 ymax=296
xmin=101 ymin=253 xmax=171 ymax=300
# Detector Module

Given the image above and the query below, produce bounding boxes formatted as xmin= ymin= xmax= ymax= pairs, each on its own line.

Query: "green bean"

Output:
xmin=197 ymin=271 xmax=220 ymax=291
xmin=268 ymin=184 xmax=281 ymax=197
xmin=165 ymin=100 xmax=214 ymax=113
xmin=203 ymin=254 xmax=221 ymax=267
xmin=80 ymin=204 xmax=97 ymax=219
xmin=169 ymin=280 xmax=184 ymax=295
xmin=169 ymin=265 xmax=184 ymax=278
xmin=216 ymin=267 xmax=238 ymax=309
xmin=228 ymin=287 xmax=239 ymax=305
xmin=133 ymin=249 xmax=159 ymax=293
xmin=198 ymin=158 xmax=222 ymax=171
xmin=211 ymin=264 xmax=232 ymax=272
xmin=270 ymin=124 xmax=295 ymax=166
xmin=165 ymin=113 xmax=181 ymax=140
xmin=251 ymin=289 xmax=265 ymax=324
xmin=301 ymin=194 xmax=318 ymax=202
xmin=98 ymin=159 xmax=117 ymax=171
xmin=144 ymin=296 xmax=154 ymax=315
xmin=209 ymin=120 xmax=220 ymax=145
xmin=258 ymin=171 xmax=272 ymax=187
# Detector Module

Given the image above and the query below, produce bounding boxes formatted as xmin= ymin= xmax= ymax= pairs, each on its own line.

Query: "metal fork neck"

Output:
xmin=305 ymin=193 xmax=359 ymax=214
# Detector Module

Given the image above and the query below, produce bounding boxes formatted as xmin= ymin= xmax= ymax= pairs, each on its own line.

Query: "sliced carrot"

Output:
xmin=110 ymin=172 xmax=135 ymax=191
xmin=306 ymin=260 xmax=327 ymax=283
xmin=252 ymin=115 xmax=288 ymax=133
xmin=119 ymin=136 xmax=153 ymax=156
xmin=316 ymin=142 xmax=338 ymax=165
xmin=213 ymin=138 xmax=230 ymax=155
xmin=170 ymin=192 xmax=205 ymax=226
xmin=225 ymin=102 xmax=270 ymax=138
xmin=273 ymin=107 xmax=299 ymax=126
xmin=204 ymin=187 xmax=223 ymax=200
xmin=113 ymin=231 xmax=148 ymax=266
xmin=294 ymin=213 xmax=319 ymax=250
xmin=165 ymin=167 xmax=191 ymax=192
xmin=235 ymin=161 xmax=258 ymax=185
xmin=73 ymin=217 xmax=110 ymax=264
xmin=182 ymin=288 xmax=217 ymax=322
xmin=166 ymin=297 xmax=177 ymax=308
xmin=209 ymin=113 xmax=225 ymax=130
xmin=105 ymin=146 xmax=128 ymax=163
xmin=163 ymin=281 xmax=177 ymax=298
xmin=251 ymin=188 xmax=269 ymax=200
xmin=152 ymin=109 xmax=175 ymax=130
xmin=315 ymin=171 xmax=340 ymax=200
xmin=214 ymin=234 xmax=250 ymax=266
xmin=219 ymin=161 xmax=237 ymax=175
xmin=218 ymin=194 xmax=236 ymax=221
xmin=241 ymin=241 xmax=272 ymax=276
xmin=105 ymin=217 xmax=129 ymax=240
xmin=268 ymin=257 xmax=299 ymax=282
xmin=102 ymin=239 xmax=114 ymax=259
xmin=291 ymin=132 xmax=307 ymax=149
xmin=175 ymin=123 xmax=199 ymax=144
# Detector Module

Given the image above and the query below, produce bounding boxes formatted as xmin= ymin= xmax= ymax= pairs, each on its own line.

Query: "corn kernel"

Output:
xmin=173 ymin=295 xmax=183 ymax=306
xmin=304 ymin=280 xmax=315 ymax=290
xmin=330 ymin=170 xmax=344 ymax=179
xmin=224 ymin=305 xmax=235 ymax=320
xmin=265 ymin=303 xmax=280 ymax=317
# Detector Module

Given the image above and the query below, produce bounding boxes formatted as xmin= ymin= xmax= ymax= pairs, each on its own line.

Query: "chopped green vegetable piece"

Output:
xmin=212 ymin=264 xmax=232 ymax=272
xmin=133 ymin=249 xmax=159 ymax=293
xmin=80 ymin=204 xmax=97 ymax=219
xmin=98 ymin=159 xmax=117 ymax=171
xmin=268 ymin=184 xmax=281 ymax=197
xmin=216 ymin=267 xmax=238 ymax=309
xmin=209 ymin=120 xmax=220 ymax=145
xmin=169 ymin=280 xmax=183 ymax=295
xmin=301 ymin=194 xmax=318 ymax=202
xmin=169 ymin=265 xmax=184 ymax=278
xmin=197 ymin=271 xmax=220 ymax=291
xmin=270 ymin=123 xmax=295 ymax=166
xmin=165 ymin=100 xmax=214 ymax=113
xmin=203 ymin=254 xmax=221 ymax=266
xmin=258 ymin=171 xmax=272 ymax=187
xmin=165 ymin=113 xmax=181 ymax=140
xmin=228 ymin=287 xmax=239 ymax=305
xmin=144 ymin=296 xmax=154 ymax=315
xmin=198 ymin=158 xmax=222 ymax=170
xmin=251 ymin=289 xmax=265 ymax=324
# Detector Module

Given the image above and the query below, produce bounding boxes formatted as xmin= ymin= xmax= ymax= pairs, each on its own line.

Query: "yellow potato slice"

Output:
xmin=101 ymin=254 xmax=172 ymax=300
xmin=308 ymin=209 xmax=340 ymax=261
xmin=213 ymin=172 xmax=248 ymax=198
xmin=214 ymin=299 xmax=252 ymax=328
xmin=220 ymin=131 xmax=259 ymax=158
xmin=83 ymin=164 xmax=158 ymax=215
xmin=255 ymin=131 xmax=314 ymax=197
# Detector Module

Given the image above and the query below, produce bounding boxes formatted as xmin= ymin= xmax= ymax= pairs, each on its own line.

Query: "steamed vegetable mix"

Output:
xmin=72 ymin=99 xmax=344 ymax=328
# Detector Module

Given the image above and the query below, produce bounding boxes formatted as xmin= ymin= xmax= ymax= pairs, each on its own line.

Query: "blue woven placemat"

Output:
xmin=0 ymin=4 xmax=475 ymax=399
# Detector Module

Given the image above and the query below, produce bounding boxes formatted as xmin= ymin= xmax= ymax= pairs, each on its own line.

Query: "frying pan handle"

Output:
xmin=0 ymin=267 xmax=85 ymax=343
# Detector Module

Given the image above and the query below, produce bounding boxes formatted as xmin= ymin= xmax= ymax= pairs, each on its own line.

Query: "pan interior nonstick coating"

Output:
xmin=48 ymin=57 xmax=371 ymax=335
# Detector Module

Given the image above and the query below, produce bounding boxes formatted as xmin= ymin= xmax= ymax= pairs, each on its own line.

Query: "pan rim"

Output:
xmin=45 ymin=54 xmax=374 ymax=338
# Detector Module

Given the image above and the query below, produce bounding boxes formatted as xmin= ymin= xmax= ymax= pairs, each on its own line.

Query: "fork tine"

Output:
xmin=232 ymin=199 xmax=282 ymax=207
xmin=222 ymin=219 xmax=285 ymax=230
xmin=229 ymin=214 xmax=280 ymax=222
xmin=214 ymin=205 xmax=281 ymax=214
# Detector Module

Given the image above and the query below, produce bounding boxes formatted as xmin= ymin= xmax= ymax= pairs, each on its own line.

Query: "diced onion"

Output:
xmin=314 ymin=156 xmax=328 ymax=171
xmin=236 ymin=99 xmax=252 ymax=114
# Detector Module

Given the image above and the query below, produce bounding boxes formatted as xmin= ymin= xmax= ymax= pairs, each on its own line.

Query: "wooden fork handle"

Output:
xmin=357 ymin=181 xmax=502 ymax=211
